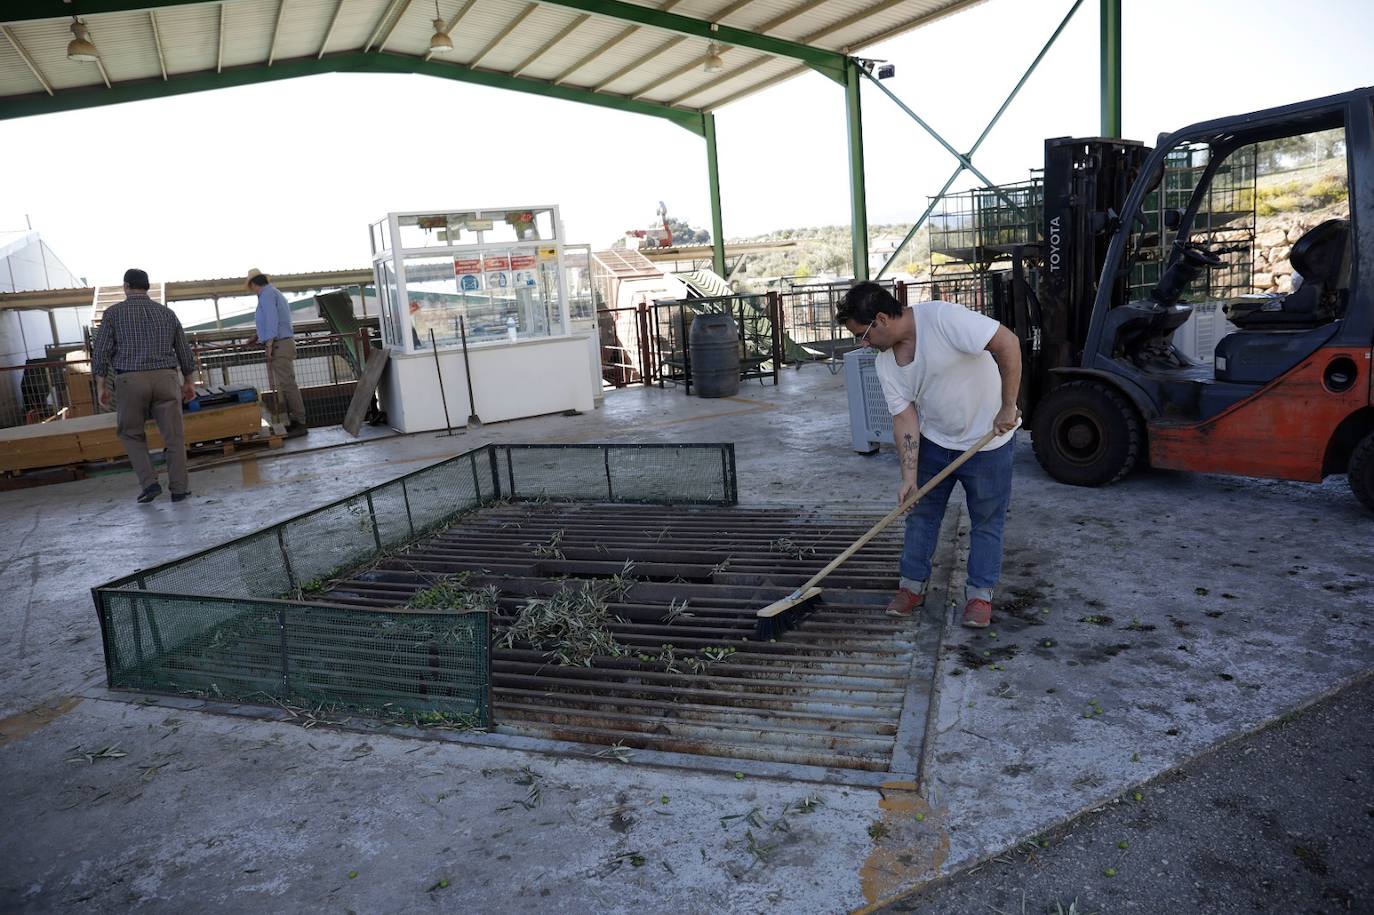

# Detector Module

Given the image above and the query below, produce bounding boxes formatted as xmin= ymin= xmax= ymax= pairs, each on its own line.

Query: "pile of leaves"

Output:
xmin=497 ymin=562 xmax=637 ymax=667
xmin=406 ymin=572 xmax=499 ymax=612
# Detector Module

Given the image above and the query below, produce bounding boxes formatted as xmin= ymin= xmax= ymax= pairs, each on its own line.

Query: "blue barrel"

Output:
xmin=689 ymin=313 xmax=741 ymax=398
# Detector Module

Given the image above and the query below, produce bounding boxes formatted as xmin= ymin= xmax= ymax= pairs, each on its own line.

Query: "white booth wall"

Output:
xmin=370 ymin=207 xmax=597 ymax=433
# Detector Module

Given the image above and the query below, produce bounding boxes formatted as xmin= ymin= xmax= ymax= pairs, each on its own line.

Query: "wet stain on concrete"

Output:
xmin=997 ymin=587 xmax=1048 ymax=628
xmin=240 ymin=457 xmax=262 ymax=488
xmin=951 ymin=643 xmax=1020 ymax=670
xmin=1070 ymin=642 xmax=1133 ymax=665
xmin=0 ymin=695 xmax=81 ymax=747
xmin=856 ymin=781 xmax=949 ymax=910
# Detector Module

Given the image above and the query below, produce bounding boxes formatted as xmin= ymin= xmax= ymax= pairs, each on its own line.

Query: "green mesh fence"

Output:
xmin=494 ymin=443 xmax=738 ymax=505
xmin=96 ymin=592 xmax=491 ymax=726
xmin=93 ymin=442 xmax=736 ymax=723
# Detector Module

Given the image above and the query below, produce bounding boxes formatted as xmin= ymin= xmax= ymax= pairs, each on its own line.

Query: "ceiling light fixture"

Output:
xmin=66 ymin=17 xmax=100 ymax=62
xmin=429 ymin=0 xmax=454 ymax=54
xmin=703 ymin=42 xmax=724 ymax=73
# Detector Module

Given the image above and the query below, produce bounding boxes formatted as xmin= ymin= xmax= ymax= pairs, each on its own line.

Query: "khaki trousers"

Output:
xmin=269 ymin=338 xmax=307 ymax=425
xmin=115 ymin=369 xmax=189 ymax=495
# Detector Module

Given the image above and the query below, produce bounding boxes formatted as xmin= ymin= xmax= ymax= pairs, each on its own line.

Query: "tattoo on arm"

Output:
xmin=901 ymin=432 xmax=919 ymax=470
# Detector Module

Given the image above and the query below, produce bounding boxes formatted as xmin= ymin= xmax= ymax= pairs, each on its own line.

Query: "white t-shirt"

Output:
xmin=875 ymin=301 xmax=1014 ymax=452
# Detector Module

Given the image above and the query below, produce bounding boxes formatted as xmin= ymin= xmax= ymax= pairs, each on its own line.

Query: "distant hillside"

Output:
xmin=730 ymin=224 xmax=930 ymax=291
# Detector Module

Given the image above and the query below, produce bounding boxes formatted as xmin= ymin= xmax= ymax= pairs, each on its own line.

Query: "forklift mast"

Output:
xmin=1035 ymin=137 xmax=1151 ymax=382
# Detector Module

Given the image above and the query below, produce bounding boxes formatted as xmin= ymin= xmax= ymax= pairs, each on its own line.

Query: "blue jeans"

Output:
xmin=900 ymin=436 xmax=1014 ymax=598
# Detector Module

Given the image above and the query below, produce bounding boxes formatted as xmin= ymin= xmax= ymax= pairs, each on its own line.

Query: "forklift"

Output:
xmin=1005 ymin=86 xmax=1373 ymax=512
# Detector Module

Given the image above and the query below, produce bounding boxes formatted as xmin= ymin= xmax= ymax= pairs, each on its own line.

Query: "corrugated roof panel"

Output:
xmin=721 ymin=0 xmax=821 ymax=31
xmin=462 ymin=5 xmax=584 ymax=72
xmin=792 ymin=0 xmax=979 ymax=47
xmin=219 ymin=0 xmax=282 ymax=70
xmin=606 ymin=39 xmax=722 ymax=98
xmin=270 ymin=0 xmax=342 ymax=62
xmin=566 ymin=28 xmax=686 ymax=92
xmin=0 ymin=29 xmax=44 ymax=95
xmin=88 ymin=13 xmax=166 ymax=84
xmin=514 ymin=17 xmax=643 ymax=84
xmin=0 ymin=0 xmax=987 ymax=112
xmin=598 ymin=37 xmax=725 ymax=97
xmin=4 ymin=18 xmax=111 ymax=92
xmin=154 ymin=5 xmax=223 ymax=77
xmin=326 ymin=1 xmax=395 ymax=55
xmin=667 ymin=53 xmax=797 ymax=107
xmin=510 ymin=16 xmax=621 ymax=82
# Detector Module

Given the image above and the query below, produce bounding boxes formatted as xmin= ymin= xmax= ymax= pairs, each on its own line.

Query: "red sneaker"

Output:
xmin=961 ymin=598 xmax=992 ymax=628
xmin=886 ymin=588 xmax=925 ymax=618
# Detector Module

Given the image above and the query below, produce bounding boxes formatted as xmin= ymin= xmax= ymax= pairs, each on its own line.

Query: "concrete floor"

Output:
xmin=1 ymin=367 xmax=1369 ymax=913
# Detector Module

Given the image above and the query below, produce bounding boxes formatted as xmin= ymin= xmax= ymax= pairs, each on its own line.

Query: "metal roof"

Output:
xmin=1 ymin=0 xmax=984 ymax=130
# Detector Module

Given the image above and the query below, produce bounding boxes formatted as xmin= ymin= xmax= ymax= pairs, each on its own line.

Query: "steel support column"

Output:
xmin=703 ymin=112 xmax=726 ymax=277
xmin=1100 ymin=0 xmax=1121 ymax=137
xmin=845 ymin=58 xmax=869 ymax=282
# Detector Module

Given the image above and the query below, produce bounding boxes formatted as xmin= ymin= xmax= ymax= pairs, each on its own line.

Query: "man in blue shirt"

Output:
xmin=246 ymin=269 xmax=307 ymax=437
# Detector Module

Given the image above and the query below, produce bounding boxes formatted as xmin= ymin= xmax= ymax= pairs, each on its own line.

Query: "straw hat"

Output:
xmin=244 ymin=268 xmax=265 ymax=290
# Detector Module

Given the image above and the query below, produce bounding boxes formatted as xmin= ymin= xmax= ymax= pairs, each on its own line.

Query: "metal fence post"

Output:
xmin=723 ymin=444 xmax=738 ymax=505
xmin=277 ymin=605 xmax=291 ymax=695
xmin=365 ymin=492 xmax=383 ymax=552
xmin=488 ymin=446 xmax=501 ymax=500
xmin=401 ymin=478 xmax=415 ymax=536
xmin=276 ymin=527 xmax=298 ymax=594
xmin=768 ymin=291 xmax=781 ymax=385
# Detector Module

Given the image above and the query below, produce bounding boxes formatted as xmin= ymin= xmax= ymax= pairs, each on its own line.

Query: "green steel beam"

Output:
xmin=845 ymin=58 xmax=869 ymax=282
xmin=877 ymin=0 xmax=1084 ymax=279
xmin=703 ymin=112 xmax=726 ymax=277
xmin=0 ymin=50 xmax=708 ymax=134
xmin=1100 ymin=0 xmax=1121 ymax=137
xmin=533 ymin=0 xmax=847 ymax=83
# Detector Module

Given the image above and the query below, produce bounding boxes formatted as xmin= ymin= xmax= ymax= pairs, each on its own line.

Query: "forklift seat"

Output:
xmin=1228 ymin=219 xmax=1350 ymax=330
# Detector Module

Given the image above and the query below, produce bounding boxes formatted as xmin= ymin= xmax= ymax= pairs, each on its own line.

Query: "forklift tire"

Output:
xmin=1349 ymin=431 xmax=1374 ymax=514
xmin=1031 ymin=380 xmax=1142 ymax=487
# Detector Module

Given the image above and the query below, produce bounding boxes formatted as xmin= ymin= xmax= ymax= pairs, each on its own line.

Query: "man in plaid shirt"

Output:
xmin=92 ymin=268 xmax=198 ymax=503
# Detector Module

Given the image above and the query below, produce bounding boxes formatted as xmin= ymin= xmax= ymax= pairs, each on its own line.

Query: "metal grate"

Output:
xmin=317 ymin=501 xmax=914 ymax=772
xmin=92 ymin=442 xmax=739 ymax=725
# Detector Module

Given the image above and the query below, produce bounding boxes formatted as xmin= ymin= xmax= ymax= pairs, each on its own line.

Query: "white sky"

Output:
xmin=1 ymin=0 xmax=1370 ymax=288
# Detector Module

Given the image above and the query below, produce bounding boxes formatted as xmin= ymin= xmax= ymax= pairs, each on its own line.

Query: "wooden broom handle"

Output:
xmin=793 ymin=426 xmax=1004 ymax=595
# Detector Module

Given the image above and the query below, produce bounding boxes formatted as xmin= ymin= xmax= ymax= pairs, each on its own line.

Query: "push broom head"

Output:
xmin=753 ymin=586 xmax=823 ymax=640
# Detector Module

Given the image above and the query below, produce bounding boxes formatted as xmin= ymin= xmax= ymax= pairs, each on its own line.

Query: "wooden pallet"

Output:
xmin=187 ymin=431 xmax=283 ymax=458
xmin=0 ymin=401 xmax=264 ymax=474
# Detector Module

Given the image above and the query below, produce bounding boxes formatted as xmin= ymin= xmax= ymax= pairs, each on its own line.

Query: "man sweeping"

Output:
xmin=837 ymin=282 xmax=1022 ymax=628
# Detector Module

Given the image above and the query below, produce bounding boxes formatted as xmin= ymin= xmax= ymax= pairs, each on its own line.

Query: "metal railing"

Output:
xmin=191 ymin=329 xmax=370 ymax=427
xmin=596 ymin=302 xmax=656 ymax=389
xmin=776 ymin=279 xmax=904 ymax=371
xmin=0 ymin=355 xmax=98 ymax=429
xmin=651 ymin=293 xmax=781 ymax=394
